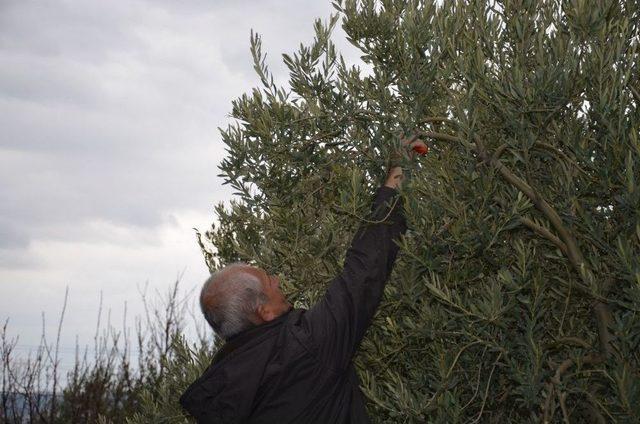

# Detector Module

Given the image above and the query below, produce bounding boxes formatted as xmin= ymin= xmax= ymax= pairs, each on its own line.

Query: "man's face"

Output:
xmin=244 ymin=266 xmax=291 ymax=321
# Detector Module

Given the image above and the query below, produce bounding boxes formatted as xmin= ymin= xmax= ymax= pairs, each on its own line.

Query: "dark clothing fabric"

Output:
xmin=180 ymin=185 xmax=408 ymax=423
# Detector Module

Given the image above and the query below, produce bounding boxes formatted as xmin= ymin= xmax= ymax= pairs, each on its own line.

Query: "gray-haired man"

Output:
xmin=180 ymin=139 xmax=424 ymax=423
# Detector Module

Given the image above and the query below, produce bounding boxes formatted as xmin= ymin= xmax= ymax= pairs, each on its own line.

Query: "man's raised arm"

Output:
xmin=301 ymin=160 xmax=411 ymax=372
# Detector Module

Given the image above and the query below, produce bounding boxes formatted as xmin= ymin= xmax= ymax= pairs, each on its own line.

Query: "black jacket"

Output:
xmin=180 ymin=185 xmax=408 ymax=423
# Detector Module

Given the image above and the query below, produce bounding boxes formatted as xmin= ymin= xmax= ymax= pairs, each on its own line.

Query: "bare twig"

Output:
xmin=50 ymin=287 xmax=69 ymax=422
xmin=470 ymin=351 xmax=503 ymax=424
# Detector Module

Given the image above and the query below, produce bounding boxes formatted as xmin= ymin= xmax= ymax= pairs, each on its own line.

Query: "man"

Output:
xmin=180 ymin=138 xmax=425 ymax=423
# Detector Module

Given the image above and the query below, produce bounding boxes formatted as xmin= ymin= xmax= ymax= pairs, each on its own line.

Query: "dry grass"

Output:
xmin=0 ymin=276 xmax=210 ymax=423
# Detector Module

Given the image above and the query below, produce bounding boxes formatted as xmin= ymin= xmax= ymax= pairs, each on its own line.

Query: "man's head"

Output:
xmin=199 ymin=262 xmax=292 ymax=340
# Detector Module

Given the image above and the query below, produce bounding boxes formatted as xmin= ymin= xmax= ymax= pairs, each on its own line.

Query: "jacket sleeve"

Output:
xmin=301 ymin=185 xmax=408 ymax=371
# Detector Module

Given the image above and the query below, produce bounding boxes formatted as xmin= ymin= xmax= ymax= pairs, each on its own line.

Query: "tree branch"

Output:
xmin=542 ymin=353 xmax=604 ymax=423
xmin=419 ymin=119 xmax=615 ymax=358
xmin=531 ymin=141 xmax=590 ymax=178
xmin=492 ymin=143 xmax=509 ymax=162
xmin=520 ymin=217 xmax=568 ymax=255
xmin=629 ymin=84 xmax=640 ymax=105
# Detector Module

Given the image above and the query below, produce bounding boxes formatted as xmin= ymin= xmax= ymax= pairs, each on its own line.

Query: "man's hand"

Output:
xmin=384 ymin=136 xmax=428 ymax=189
xmin=384 ymin=166 xmax=404 ymax=189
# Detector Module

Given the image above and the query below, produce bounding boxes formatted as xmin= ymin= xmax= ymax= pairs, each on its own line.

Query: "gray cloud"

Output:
xmin=0 ymin=0 xmax=361 ymax=251
xmin=0 ymin=216 xmax=29 ymax=249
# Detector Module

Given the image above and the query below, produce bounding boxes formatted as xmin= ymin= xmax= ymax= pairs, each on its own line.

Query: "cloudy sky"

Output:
xmin=0 ymin=0 xmax=363 ymax=371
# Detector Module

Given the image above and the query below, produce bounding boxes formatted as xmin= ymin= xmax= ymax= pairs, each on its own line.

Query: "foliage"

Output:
xmin=126 ymin=335 xmax=214 ymax=424
xmin=195 ymin=0 xmax=640 ymax=422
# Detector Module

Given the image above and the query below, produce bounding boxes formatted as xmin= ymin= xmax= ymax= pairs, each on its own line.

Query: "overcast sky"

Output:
xmin=0 ymin=0 xmax=363 ymax=372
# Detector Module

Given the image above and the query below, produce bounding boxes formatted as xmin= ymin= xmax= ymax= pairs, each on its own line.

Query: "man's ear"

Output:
xmin=257 ymin=303 xmax=276 ymax=322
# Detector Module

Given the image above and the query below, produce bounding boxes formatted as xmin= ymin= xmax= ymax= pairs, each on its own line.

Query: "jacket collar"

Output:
xmin=209 ymin=306 xmax=294 ymax=366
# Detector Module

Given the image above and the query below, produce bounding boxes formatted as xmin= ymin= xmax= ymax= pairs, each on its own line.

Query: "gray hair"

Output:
xmin=200 ymin=261 xmax=269 ymax=340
